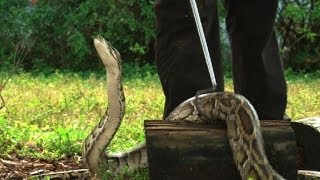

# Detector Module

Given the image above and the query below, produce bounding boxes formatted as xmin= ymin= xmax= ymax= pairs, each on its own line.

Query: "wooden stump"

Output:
xmin=291 ymin=117 xmax=320 ymax=171
xmin=145 ymin=120 xmax=297 ymax=180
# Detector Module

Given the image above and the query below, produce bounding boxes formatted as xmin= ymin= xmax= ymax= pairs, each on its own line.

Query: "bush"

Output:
xmin=276 ymin=0 xmax=320 ymax=71
xmin=1 ymin=0 xmax=319 ymax=71
xmin=0 ymin=0 xmax=155 ymax=71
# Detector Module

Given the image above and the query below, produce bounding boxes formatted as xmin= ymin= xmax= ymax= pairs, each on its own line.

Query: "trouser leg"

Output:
xmin=155 ymin=0 xmax=224 ymax=118
xmin=225 ymin=0 xmax=287 ymax=119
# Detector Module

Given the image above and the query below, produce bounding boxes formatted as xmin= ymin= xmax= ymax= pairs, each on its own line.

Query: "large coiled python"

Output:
xmin=83 ymin=36 xmax=285 ymax=180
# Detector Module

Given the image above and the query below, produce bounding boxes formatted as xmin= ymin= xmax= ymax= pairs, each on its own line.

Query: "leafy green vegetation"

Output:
xmin=0 ymin=0 xmax=155 ymax=70
xmin=1 ymin=65 xmax=319 ymax=158
xmin=0 ymin=64 xmax=163 ymax=159
xmin=0 ymin=65 xmax=319 ymax=178
xmin=276 ymin=0 xmax=320 ymax=71
xmin=0 ymin=0 xmax=319 ymax=71
xmin=285 ymin=68 xmax=320 ymax=119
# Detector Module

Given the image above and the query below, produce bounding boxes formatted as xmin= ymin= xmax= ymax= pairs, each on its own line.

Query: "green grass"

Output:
xmin=285 ymin=69 xmax=320 ymax=119
xmin=0 ymin=65 xmax=319 ymax=178
xmin=0 ymin=64 xmax=164 ymax=159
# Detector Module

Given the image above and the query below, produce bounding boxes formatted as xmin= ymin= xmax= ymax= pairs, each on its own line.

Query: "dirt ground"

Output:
xmin=0 ymin=154 xmax=89 ymax=179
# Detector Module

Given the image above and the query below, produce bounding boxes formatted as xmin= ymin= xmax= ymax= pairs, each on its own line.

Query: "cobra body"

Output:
xmin=83 ymin=36 xmax=285 ymax=180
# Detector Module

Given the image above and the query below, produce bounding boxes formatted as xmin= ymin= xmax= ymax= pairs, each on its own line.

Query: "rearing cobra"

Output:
xmin=83 ymin=36 xmax=285 ymax=180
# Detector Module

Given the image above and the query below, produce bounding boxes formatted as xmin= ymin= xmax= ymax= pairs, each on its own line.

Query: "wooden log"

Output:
xmin=291 ymin=117 xmax=320 ymax=171
xmin=145 ymin=120 xmax=297 ymax=180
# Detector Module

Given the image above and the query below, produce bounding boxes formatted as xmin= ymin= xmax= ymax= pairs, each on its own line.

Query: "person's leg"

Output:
xmin=225 ymin=0 xmax=287 ymax=120
xmin=155 ymin=0 xmax=224 ymax=118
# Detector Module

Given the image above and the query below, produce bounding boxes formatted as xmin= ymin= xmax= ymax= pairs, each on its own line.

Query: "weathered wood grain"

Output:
xmin=145 ymin=120 xmax=297 ymax=180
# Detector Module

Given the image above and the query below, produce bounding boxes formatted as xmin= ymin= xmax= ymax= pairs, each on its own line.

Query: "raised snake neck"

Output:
xmin=83 ymin=36 xmax=285 ymax=180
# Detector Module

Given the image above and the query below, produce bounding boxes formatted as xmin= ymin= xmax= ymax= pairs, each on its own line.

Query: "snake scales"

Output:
xmin=83 ymin=36 xmax=285 ymax=180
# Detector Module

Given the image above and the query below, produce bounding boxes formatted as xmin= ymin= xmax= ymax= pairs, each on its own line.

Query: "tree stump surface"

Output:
xmin=145 ymin=120 xmax=297 ymax=180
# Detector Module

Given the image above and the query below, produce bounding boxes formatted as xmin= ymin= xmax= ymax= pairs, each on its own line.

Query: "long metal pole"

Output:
xmin=189 ymin=0 xmax=217 ymax=90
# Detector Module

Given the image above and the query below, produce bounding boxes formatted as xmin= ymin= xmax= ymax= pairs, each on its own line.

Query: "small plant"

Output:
xmin=0 ymin=39 xmax=35 ymax=109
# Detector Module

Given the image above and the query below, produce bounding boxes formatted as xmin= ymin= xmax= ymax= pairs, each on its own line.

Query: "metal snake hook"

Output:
xmin=189 ymin=0 xmax=217 ymax=91
xmin=190 ymin=0 xmax=218 ymax=114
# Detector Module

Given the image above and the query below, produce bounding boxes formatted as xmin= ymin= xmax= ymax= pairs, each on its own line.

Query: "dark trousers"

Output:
xmin=155 ymin=0 xmax=287 ymax=120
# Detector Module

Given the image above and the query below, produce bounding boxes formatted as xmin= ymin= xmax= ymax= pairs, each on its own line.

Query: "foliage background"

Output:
xmin=0 ymin=0 xmax=319 ymax=71
xmin=0 ymin=0 xmax=155 ymax=71
xmin=275 ymin=0 xmax=320 ymax=71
